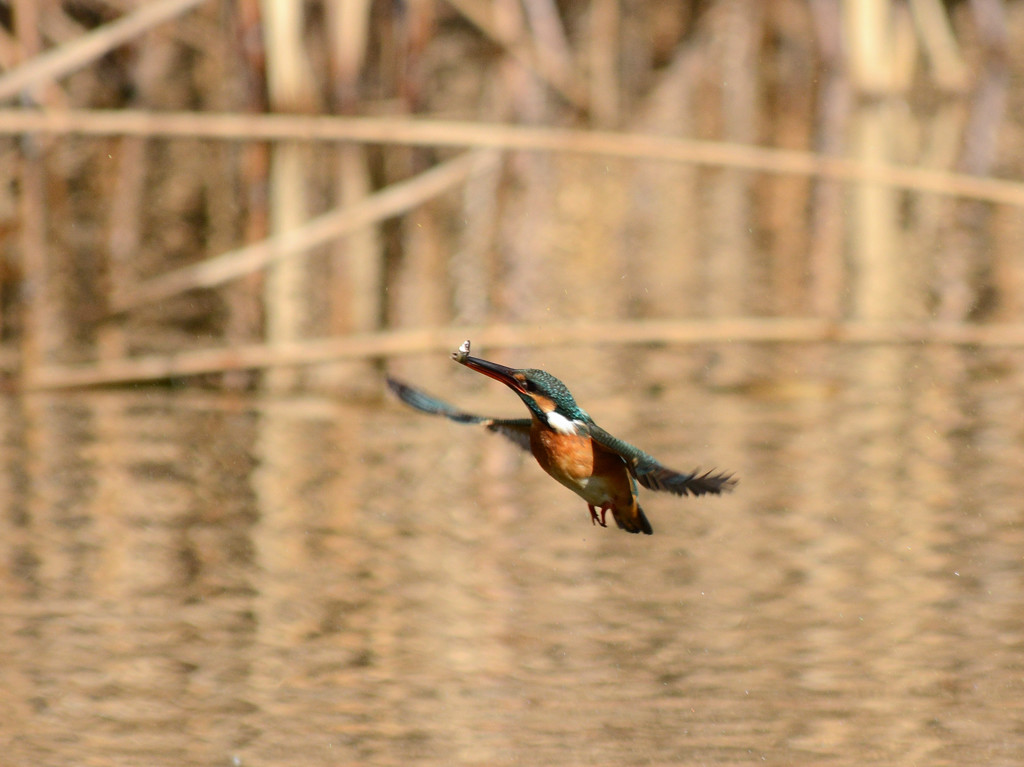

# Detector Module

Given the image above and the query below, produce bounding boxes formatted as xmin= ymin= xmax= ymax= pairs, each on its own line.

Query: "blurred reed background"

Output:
xmin=0 ymin=0 xmax=1020 ymax=392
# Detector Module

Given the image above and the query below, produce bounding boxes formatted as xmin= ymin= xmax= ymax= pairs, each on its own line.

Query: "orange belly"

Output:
xmin=529 ymin=422 xmax=634 ymax=508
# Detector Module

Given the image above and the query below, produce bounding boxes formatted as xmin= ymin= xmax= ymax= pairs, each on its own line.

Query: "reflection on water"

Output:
xmin=2 ymin=344 xmax=1023 ymax=766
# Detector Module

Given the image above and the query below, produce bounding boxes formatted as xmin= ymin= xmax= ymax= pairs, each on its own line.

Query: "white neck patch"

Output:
xmin=545 ymin=411 xmax=580 ymax=435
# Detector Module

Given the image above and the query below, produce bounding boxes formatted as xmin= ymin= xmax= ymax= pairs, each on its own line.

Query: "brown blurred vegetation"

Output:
xmin=0 ymin=0 xmax=1021 ymax=391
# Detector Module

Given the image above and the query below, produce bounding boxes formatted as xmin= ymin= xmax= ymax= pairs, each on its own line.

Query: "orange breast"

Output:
xmin=529 ymin=419 xmax=634 ymax=507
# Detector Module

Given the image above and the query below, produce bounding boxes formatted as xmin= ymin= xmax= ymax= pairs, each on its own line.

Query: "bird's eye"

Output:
xmin=522 ymin=380 xmax=535 ymax=392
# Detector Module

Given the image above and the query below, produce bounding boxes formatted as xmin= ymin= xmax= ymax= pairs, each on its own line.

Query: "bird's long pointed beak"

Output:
xmin=457 ymin=355 xmax=526 ymax=393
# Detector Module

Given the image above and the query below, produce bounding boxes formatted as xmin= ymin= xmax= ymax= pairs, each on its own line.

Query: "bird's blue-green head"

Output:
xmin=454 ymin=352 xmax=589 ymax=431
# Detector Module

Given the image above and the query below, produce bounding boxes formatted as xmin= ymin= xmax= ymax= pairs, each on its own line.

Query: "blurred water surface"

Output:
xmin=2 ymin=343 xmax=1023 ymax=766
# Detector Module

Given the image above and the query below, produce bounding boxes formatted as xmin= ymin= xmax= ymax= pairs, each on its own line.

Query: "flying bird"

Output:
xmin=387 ymin=341 xmax=735 ymax=535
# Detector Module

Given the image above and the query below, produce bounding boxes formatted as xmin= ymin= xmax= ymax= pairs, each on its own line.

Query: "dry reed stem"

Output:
xmin=260 ymin=0 xmax=320 ymax=390
xmin=521 ymin=0 xmax=576 ymax=105
xmin=588 ymin=0 xmax=620 ymax=126
xmin=909 ymin=0 xmax=968 ymax=91
xmin=326 ymin=0 xmax=375 ymax=324
xmin=808 ymin=0 xmax=851 ymax=319
xmin=14 ymin=0 xmax=52 ymax=370
xmin=851 ymin=102 xmax=903 ymax=320
xmin=326 ymin=0 xmax=372 ymax=103
xmin=844 ymin=0 xmax=917 ymax=94
xmin=0 ymin=0 xmax=208 ymax=103
xmin=27 ymin=317 xmax=1024 ymax=390
xmin=107 ymin=150 xmax=495 ymax=313
xmin=445 ymin=0 xmax=588 ymax=110
xmin=2 ymin=108 xmax=1022 ymax=207
xmin=317 ymin=0 xmax=380 ymax=390
xmin=845 ymin=0 xmax=890 ymax=92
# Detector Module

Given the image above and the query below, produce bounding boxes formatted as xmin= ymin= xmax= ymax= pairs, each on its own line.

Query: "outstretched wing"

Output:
xmin=386 ymin=377 xmax=532 ymax=451
xmin=588 ymin=423 xmax=736 ymax=497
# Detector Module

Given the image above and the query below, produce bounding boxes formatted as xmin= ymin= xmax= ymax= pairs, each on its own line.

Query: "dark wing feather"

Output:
xmin=386 ymin=377 xmax=532 ymax=451
xmin=483 ymin=421 xmax=533 ymax=451
xmin=588 ymin=423 xmax=736 ymax=497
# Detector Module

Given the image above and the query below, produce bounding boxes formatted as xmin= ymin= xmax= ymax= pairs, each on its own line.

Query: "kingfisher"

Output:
xmin=387 ymin=341 xmax=735 ymax=535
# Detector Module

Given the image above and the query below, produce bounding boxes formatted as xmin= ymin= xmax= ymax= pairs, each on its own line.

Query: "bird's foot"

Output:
xmin=587 ymin=505 xmax=607 ymax=528
xmin=598 ymin=504 xmax=612 ymax=528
